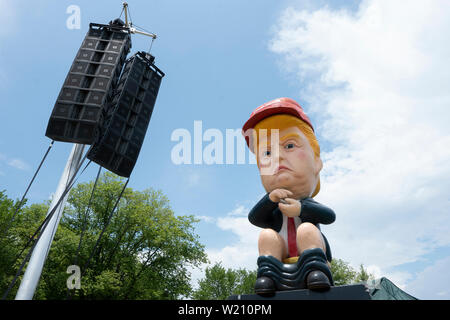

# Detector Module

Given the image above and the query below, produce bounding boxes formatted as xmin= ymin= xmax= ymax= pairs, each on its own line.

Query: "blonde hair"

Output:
xmin=253 ymin=114 xmax=321 ymax=197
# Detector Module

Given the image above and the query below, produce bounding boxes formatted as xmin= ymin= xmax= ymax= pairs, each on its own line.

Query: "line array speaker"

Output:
xmin=45 ymin=19 xmax=132 ymax=144
xmin=87 ymin=51 xmax=165 ymax=177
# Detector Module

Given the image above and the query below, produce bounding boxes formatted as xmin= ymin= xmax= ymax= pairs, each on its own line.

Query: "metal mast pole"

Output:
xmin=15 ymin=143 xmax=85 ymax=300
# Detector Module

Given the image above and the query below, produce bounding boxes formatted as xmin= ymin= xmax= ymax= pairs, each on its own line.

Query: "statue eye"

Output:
xmin=285 ymin=143 xmax=295 ymax=149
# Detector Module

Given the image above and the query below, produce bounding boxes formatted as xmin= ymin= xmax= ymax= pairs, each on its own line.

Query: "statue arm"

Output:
xmin=300 ymin=198 xmax=336 ymax=225
xmin=248 ymin=193 xmax=283 ymax=231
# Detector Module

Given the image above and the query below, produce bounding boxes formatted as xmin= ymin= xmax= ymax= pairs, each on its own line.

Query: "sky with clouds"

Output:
xmin=1 ymin=0 xmax=449 ymax=300
xmin=268 ymin=0 xmax=450 ymax=298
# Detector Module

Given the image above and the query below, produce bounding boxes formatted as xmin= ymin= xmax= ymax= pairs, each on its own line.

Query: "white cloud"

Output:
xmin=269 ymin=0 xmax=450 ymax=297
xmin=7 ymin=158 xmax=30 ymax=171
xmin=0 ymin=0 xmax=16 ymax=89
xmin=0 ymin=0 xmax=15 ymax=36
xmin=0 ymin=152 xmax=30 ymax=171
xmin=195 ymin=215 xmax=215 ymax=223
xmin=227 ymin=205 xmax=248 ymax=217
xmin=188 ymin=205 xmax=261 ymax=290
xmin=405 ymin=257 xmax=450 ymax=300
xmin=203 ymin=205 xmax=260 ymax=271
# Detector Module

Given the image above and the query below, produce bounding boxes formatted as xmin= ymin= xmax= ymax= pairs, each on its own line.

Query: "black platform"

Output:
xmin=228 ymin=284 xmax=371 ymax=300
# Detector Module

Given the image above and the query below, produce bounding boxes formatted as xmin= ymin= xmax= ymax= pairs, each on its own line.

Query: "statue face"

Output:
xmin=257 ymin=126 xmax=322 ymax=199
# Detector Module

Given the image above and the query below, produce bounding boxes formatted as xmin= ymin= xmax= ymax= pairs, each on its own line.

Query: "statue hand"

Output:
xmin=278 ymin=198 xmax=301 ymax=218
xmin=269 ymin=188 xmax=293 ymax=203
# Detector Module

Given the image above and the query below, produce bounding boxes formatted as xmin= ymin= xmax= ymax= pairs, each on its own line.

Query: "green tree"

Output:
xmin=192 ymin=263 xmax=256 ymax=300
xmin=331 ymin=258 xmax=374 ymax=286
xmin=354 ymin=264 xmax=372 ymax=283
xmin=0 ymin=173 xmax=208 ymax=299
xmin=330 ymin=258 xmax=357 ymax=286
xmin=0 ymin=190 xmax=19 ymax=293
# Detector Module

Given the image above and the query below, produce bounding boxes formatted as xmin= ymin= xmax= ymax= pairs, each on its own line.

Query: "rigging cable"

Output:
xmin=1 ymin=153 xmax=91 ymax=300
xmin=1 ymin=140 xmax=54 ymax=239
xmin=118 ymin=5 xmax=125 ymax=21
xmin=81 ymin=177 xmax=130 ymax=277
xmin=66 ymin=165 xmax=102 ymax=300
xmin=12 ymin=155 xmax=91 ymax=264
xmin=148 ymin=37 xmax=155 ymax=54
xmin=131 ymin=23 xmax=157 ymax=53
xmin=44 ymin=141 xmax=77 ymax=260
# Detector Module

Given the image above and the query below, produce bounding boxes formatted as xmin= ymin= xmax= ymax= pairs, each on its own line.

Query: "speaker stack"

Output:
xmin=87 ymin=51 xmax=165 ymax=177
xmin=45 ymin=19 xmax=132 ymax=144
xmin=45 ymin=16 xmax=164 ymax=178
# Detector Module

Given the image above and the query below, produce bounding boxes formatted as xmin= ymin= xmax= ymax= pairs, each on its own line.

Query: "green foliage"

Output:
xmin=0 ymin=173 xmax=207 ymax=299
xmin=191 ymin=263 xmax=257 ymax=300
xmin=354 ymin=263 xmax=372 ymax=283
xmin=330 ymin=258 xmax=357 ymax=286
xmin=331 ymin=259 xmax=374 ymax=286
xmin=0 ymin=190 xmax=18 ymax=293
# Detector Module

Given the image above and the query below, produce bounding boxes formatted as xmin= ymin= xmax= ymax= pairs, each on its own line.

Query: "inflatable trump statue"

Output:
xmin=242 ymin=97 xmax=336 ymax=295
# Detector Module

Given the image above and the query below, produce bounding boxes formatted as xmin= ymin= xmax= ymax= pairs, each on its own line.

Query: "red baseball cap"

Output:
xmin=242 ymin=97 xmax=314 ymax=149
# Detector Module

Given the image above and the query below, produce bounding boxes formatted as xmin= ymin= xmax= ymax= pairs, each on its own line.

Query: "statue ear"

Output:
xmin=311 ymin=157 xmax=322 ymax=197
xmin=314 ymin=156 xmax=323 ymax=175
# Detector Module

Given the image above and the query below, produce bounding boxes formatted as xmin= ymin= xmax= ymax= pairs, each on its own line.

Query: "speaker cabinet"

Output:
xmin=46 ymin=20 xmax=132 ymax=144
xmin=87 ymin=52 xmax=165 ymax=177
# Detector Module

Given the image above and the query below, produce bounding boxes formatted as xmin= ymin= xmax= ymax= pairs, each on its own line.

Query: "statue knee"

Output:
xmin=259 ymin=228 xmax=278 ymax=243
xmin=297 ymin=223 xmax=324 ymax=252
xmin=297 ymin=222 xmax=318 ymax=237
xmin=258 ymin=228 xmax=284 ymax=260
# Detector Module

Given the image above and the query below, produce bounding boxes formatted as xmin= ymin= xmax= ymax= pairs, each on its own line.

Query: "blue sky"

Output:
xmin=1 ymin=0 xmax=449 ymax=300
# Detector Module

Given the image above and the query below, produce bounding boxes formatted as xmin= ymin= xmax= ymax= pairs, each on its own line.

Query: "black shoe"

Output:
xmin=254 ymin=276 xmax=276 ymax=295
xmin=306 ymin=270 xmax=331 ymax=291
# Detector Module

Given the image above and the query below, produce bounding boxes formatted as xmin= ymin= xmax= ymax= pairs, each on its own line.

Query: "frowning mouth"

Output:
xmin=276 ymin=165 xmax=291 ymax=173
